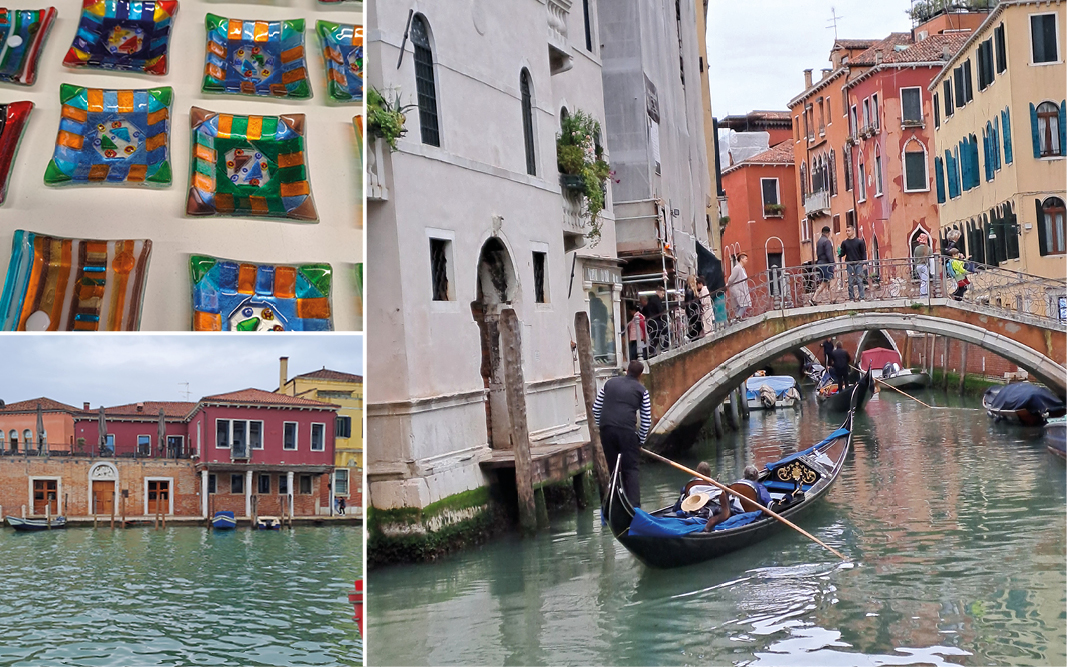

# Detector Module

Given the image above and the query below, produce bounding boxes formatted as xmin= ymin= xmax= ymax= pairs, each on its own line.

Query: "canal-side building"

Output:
xmin=697 ymin=0 xmax=724 ymax=255
xmin=719 ymin=141 xmax=802 ymax=277
xmin=930 ymin=0 xmax=1066 ymax=279
xmin=189 ymin=389 xmax=338 ymax=519
xmin=844 ymin=30 xmax=970 ymax=262
xmin=367 ymin=0 xmax=623 ymax=555
xmin=73 ymin=401 xmax=196 ymax=458
xmin=277 ymin=357 xmax=364 ymax=508
xmin=0 ymin=398 xmax=80 ymax=454
xmin=599 ymin=0 xmax=715 ymax=293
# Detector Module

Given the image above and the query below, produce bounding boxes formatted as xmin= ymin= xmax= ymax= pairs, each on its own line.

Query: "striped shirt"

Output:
xmin=592 ymin=375 xmax=653 ymax=443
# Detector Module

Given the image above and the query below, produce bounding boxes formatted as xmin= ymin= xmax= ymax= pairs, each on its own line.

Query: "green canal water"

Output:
xmin=0 ymin=526 xmax=362 ymax=666
xmin=369 ymin=391 xmax=1066 ymax=666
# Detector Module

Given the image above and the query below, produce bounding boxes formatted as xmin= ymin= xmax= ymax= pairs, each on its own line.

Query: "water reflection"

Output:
xmin=371 ymin=390 xmax=1065 ymax=666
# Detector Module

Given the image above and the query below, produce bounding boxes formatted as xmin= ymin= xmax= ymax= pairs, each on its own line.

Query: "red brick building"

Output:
xmin=720 ymin=141 xmax=803 ymax=277
xmin=0 ymin=398 xmax=80 ymax=454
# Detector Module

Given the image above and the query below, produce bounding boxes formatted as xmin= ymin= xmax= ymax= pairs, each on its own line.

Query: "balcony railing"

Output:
xmin=547 ymin=0 xmax=573 ymax=74
xmin=804 ymin=189 xmax=831 ymax=217
xmin=367 ymin=138 xmax=389 ymax=201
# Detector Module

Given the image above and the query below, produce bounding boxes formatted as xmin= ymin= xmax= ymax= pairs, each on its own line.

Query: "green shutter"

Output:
xmin=1059 ymin=101 xmax=1066 ymax=156
xmin=1002 ymin=108 xmax=1013 ymax=163
xmin=1037 ymin=198 xmax=1048 ymax=256
xmin=935 ymin=156 xmax=945 ymax=203
xmin=1030 ymin=103 xmax=1041 ymax=157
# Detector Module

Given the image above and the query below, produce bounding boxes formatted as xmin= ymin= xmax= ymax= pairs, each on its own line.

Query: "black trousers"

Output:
xmin=601 ymin=425 xmax=641 ymax=507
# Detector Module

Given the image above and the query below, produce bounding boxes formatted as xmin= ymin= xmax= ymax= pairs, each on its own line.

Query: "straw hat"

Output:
xmin=681 ymin=492 xmax=711 ymax=513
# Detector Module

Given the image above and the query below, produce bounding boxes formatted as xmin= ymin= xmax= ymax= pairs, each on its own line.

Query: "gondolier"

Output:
xmin=593 ymin=360 xmax=652 ymax=507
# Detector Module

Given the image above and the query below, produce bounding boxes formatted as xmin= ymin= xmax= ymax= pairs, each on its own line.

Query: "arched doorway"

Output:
xmin=470 ymin=237 xmax=519 ymax=450
xmin=88 ymin=462 xmax=118 ymax=515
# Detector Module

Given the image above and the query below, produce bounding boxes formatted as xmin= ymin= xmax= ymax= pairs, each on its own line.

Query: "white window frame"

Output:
xmin=283 ymin=421 xmax=299 ymax=451
xmin=166 ymin=435 xmax=184 ymax=456
xmin=760 ymin=178 xmax=780 ymax=216
xmin=299 ymin=474 xmax=314 ymax=495
xmin=874 ymin=149 xmax=884 ymax=197
xmin=334 ymin=468 xmax=350 ymax=497
xmin=900 ymin=87 xmax=924 ymax=126
xmin=849 ymin=105 xmax=858 ymax=136
xmin=857 ymin=160 xmax=867 ymax=202
xmin=196 ymin=420 xmax=202 ymax=457
xmin=872 ymin=93 xmax=880 ymax=129
xmin=249 ymin=420 xmax=264 ymax=450
xmin=310 ymin=422 xmax=326 ymax=452
xmin=902 ymin=140 xmax=930 ymax=193
xmin=143 ymin=476 xmax=174 ymax=516
xmin=257 ymin=473 xmax=272 ymax=495
xmin=1029 ymin=12 xmax=1062 ymax=66
xmin=801 ymin=218 xmax=812 ymax=242
xmin=137 ymin=434 xmax=151 ymax=456
xmin=531 ymin=241 xmax=550 ymax=306
xmin=426 ymin=227 xmax=458 ymax=308
xmin=215 ymin=418 xmax=230 ymax=449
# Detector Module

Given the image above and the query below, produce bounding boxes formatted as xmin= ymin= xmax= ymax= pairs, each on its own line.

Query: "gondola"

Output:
xmin=6 ymin=515 xmax=67 ymax=531
xmin=1045 ymin=418 xmax=1066 ymax=459
xmin=816 ymin=367 xmax=872 ymax=413
xmin=603 ymin=375 xmax=863 ymax=569
xmin=212 ymin=510 xmax=237 ymax=530
xmin=982 ymin=382 xmax=1066 ymax=426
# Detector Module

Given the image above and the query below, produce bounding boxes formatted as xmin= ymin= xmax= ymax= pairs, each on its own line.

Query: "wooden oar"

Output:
xmin=850 ymin=364 xmax=972 ymax=410
xmin=640 ymin=448 xmax=849 ymax=561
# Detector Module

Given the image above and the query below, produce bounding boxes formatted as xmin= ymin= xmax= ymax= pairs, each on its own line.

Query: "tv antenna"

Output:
xmin=827 ymin=6 xmax=844 ymax=40
xmin=178 ymin=383 xmax=191 ymax=401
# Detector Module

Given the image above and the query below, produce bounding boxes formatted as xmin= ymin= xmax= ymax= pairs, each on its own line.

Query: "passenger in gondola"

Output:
xmin=671 ymin=461 xmax=715 ymax=513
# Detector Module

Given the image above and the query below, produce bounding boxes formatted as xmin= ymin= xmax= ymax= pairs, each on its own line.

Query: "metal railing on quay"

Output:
xmin=632 ymin=256 xmax=1066 ymax=360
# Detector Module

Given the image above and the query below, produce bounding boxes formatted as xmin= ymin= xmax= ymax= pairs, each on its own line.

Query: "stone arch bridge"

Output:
xmin=644 ymin=298 xmax=1066 ymax=451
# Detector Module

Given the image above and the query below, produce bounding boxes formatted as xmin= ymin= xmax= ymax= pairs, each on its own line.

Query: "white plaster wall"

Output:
xmin=0 ymin=1 xmax=364 ymax=331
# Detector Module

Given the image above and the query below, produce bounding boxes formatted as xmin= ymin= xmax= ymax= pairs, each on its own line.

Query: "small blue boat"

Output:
xmin=212 ymin=511 xmax=237 ymax=530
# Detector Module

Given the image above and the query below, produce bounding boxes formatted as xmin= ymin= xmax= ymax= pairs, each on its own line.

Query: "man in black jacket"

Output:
xmin=840 ymin=225 xmax=867 ymax=301
xmin=592 ymin=360 xmax=653 ymax=507
xmin=830 ymin=341 xmax=852 ymax=389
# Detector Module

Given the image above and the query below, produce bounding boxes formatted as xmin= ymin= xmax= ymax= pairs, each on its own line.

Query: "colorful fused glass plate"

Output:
xmin=191 ymin=255 xmax=332 ymax=331
xmin=316 ymin=21 xmax=362 ymax=102
xmin=0 ymin=229 xmax=152 ymax=331
xmin=187 ymin=107 xmax=317 ymax=221
xmin=44 ymin=84 xmax=173 ymax=187
xmin=0 ymin=101 xmax=33 ymax=204
xmin=0 ymin=7 xmax=57 ymax=85
xmin=63 ymin=0 xmax=177 ymax=75
xmin=202 ymin=14 xmax=311 ymax=99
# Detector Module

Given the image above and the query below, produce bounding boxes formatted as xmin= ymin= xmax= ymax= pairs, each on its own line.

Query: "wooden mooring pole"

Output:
xmin=573 ymin=311 xmax=611 ymax=500
xmin=942 ymin=336 xmax=951 ymax=389
xmin=500 ymin=308 xmax=537 ymax=534
xmin=959 ymin=343 xmax=969 ymax=393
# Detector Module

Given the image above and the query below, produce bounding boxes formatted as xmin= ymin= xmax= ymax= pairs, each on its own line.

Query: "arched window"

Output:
xmin=520 ymin=69 xmax=536 ymax=176
xmin=23 ymin=429 xmax=32 ymax=448
xmin=410 ymin=14 xmax=440 ymax=147
xmin=874 ymin=145 xmax=883 ymax=195
xmin=902 ymin=139 xmax=928 ymax=192
xmin=1036 ymin=102 xmax=1061 ymax=157
xmin=8 ymin=430 xmax=16 ymax=450
xmin=1039 ymin=196 xmax=1066 ymax=256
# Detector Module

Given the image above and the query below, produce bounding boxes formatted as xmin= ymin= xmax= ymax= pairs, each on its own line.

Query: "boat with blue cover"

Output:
xmin=604 ymin=375 xmax=863 ymax=568
xmin=745 ymin=375 xmax=802 ymax=409
xmin=212 ymin=511 xmax=237 ymax=530
xmin=983 ymin=382 xmax=1066 ymax=426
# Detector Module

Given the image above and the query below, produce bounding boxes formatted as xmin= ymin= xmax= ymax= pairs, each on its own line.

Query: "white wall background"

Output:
xmin=0 ymin=0 xmax=364 ymax=331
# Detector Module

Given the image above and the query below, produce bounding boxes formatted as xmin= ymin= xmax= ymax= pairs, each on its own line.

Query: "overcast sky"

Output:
xmin=0 ymin=335 xmax=363 ymax=409
xmin=706 ymin=0 xmax=916 ymax=116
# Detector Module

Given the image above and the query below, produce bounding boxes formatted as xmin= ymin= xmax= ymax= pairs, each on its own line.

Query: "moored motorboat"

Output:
xmin=861 ymin=348 xmax=931 ymax=390
xmin=745 ymin=375 xmax=802 ymax=410
xmin=1044 ymin=417 xmax=1065 ymax=459
xmin=212 ymin=511 xmax=237 ymax=530
xmin=6 ymin=516 xmax=67 ymax=531
xmin=982 ymin=383 xmax=1066 ymax=426
xmin=604 ymin=381 xmax=861 ymax=568
xmin=816 ymin=368 xmax=872 ymax=413
xmin=255 ymin=515 xmax=281 ymax=530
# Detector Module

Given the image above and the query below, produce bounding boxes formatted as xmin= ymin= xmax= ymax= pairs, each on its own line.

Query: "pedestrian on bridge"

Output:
xmin=811 ymin=226 xmax=835 ymax=305
xmin=840 ymin=225 xmax=868 ymax=301
xmin=913 ymin=233 xmax=932 ymax=297
xmin=727 ymin=253 xmax=752 ymax=320
xmin=592 ymin=360 xmax=652 ymax=508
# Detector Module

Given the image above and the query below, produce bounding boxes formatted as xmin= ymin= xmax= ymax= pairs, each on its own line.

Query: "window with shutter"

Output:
xmin=903 ymin=141 xmax=927 ymax=192
xmin=761 ymin=178 xmax=779 ymax=207
xmin=1041 ymin=197 xmax=1067 ymax=255
xmin=934 ymin=93 xmax=940 ymax=128
xmin=995 ymin=24 xmax=1007 ymax=73
xmin=1036 ymin=101 xmax=1062 ymax=157
xmin=1031 ymin=14 xmax=1059 ymax=64
xmin=953 ymin=67 xmax=965 ymax=108
xmin=1002 ymin=108 xmax=1013 ymax=163
xmin=943 ymin=81 xmax=953 ymax=117
xmin=934 ymin=156 xmax=945 ymax=203
xmin=901 ymin=88 xmax=922 ymax=125
xmin=520 ymin=69 xmax=536 ymax=176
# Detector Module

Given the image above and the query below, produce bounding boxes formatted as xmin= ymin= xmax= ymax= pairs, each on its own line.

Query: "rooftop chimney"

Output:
xmin=803 ymin=69 xmax=813 ymax=88
xmin=280 ymin=356 xmax=289 ymax=391
xmin=136 ymin=402 xmax=144 ymax=413
xmin=83 ymin=402 xmax=90 ymax=411
xmin=875 ymin=51 xmax=883 ymax=64
xmin=821 ymin=68 xmax=832 ymax=80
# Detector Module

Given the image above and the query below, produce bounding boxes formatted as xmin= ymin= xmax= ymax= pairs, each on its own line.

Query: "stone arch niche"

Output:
xmin=88 ymin=462 xmax=119 ymax=516
xmin=471 ymin=236 xmax=520 ymax=450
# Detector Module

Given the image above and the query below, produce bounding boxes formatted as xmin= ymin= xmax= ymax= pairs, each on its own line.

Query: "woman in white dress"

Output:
xmin=696 ymin=277 xmax=713 ymax=335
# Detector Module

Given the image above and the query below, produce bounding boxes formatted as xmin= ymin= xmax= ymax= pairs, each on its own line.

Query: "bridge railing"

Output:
xmin=638 ymin=256 xmax=1066 ymax=359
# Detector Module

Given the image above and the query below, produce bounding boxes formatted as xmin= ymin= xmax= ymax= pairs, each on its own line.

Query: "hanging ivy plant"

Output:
xmin=367 ymin=87 xmax=413 ymax=151
xmin=557 ymin=110 xmax=611 ymax=244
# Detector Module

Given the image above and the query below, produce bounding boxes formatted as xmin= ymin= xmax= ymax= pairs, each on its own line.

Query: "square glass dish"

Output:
xmin=202 ymin=14 xmax=310 ymax=99
xmin=186 ymin=107 xmax=317 ymax=221
xmin=316 ymin=20 xmax=362 ymax=102
xmin=0 ymin=7 xmax=57 ymax=84
xmin=44 ymin=84 xmax=173 ymax=186
xmin=190 ymin=255 xmax=332 ymax=331
xmin=63 ymin=0 xmax=178 ymax=75
xmin=0 ymin=101 xmax=33 ymax=204
xmin=0 ymin=229 xmax=153 ymax=331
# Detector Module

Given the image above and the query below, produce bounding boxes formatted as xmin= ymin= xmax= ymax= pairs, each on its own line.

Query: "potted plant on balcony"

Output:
xmin=368 ymin=87 xmax=412 ymax=151
xmin=764 ymin=203 xmax=785 ymax=217
xmin=557 ymin=110 xmax=611 ymax=243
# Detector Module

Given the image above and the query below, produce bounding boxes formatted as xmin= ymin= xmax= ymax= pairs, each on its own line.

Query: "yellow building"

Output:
xmin=930 ymin=0 xmax=1066 ymax=279
xmin=277 ymin=357 xmax=363 ymax=506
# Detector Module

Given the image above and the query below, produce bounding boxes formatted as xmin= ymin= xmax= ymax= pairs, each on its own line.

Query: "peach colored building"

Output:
xmin=0 ymin=398 xmax=79 ymax=454
xmin=930 ymin=0 xmax=1066 ymax=280
xmin=720 ymin=141 xmax=802 ymax=278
